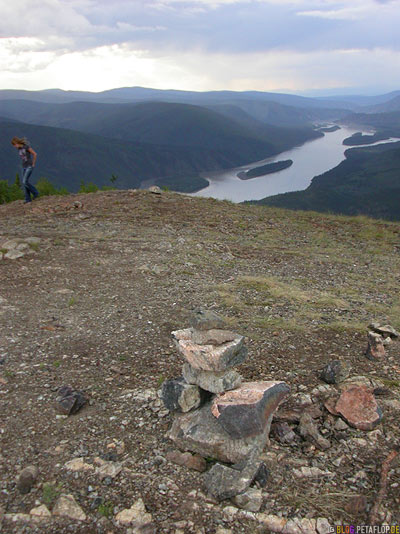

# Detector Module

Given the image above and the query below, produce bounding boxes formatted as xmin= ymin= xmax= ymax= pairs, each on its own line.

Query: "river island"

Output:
xmin=237 ymin=159 xmax=293 ymax=180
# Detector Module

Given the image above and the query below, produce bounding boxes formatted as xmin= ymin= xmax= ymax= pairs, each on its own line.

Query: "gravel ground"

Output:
xmin=0 ymin=190 xmax=399 ymax=533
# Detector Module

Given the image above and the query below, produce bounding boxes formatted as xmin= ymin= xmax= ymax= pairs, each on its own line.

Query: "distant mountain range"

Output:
xmin=1 ymin=86 xmax=400 ymax=201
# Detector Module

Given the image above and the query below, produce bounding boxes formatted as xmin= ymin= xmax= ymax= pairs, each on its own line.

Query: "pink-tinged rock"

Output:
xmin=211 ymin=381 xmax=290 ymax=439
xmin=365 ymin=331 xmax=385 ymax=361
xmin=335 ymin=384 xmax=382 ymax=431
xmin=171 ymin=328 xmax=246 ymax=372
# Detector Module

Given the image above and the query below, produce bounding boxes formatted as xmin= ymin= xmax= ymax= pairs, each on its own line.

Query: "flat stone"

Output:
xmin=335 ymin=384 xmax=382 ymax=430
xmin=1 ymin=239 xmax=20 ymax=249
xmin=52 ymin=494 xmax=86 ymax=521
xmin=203 ymin=449 xmax=260 ymax=501
xmin=211 ymin=381 xmax=290 ymax=439
xmin=4 ymin=250 xmax=24 ymax=260
xmin=316 ymin=518 xmax=332 ymax=534
xmin=320 ymin=360 xmax=350 ymax=384
xmin=231 ymin=487 xmax=262 ymax=512
xmin=148 ymin=185 xmax=162 ymax=194
xmin=191 ymin=329 xmax=238 ymax=345
xmin=369 ymin=323 xmax=399 ymax=338
xmin=182 ymin=363 xmax=242 ymax=394
xmin=115 ymin=498 xmax=153 ymax=526
xmin=30 ymin=505 xmax=51 ymax=518
xmin=161 ymin=377 xmax=202 ymax=412
xmin=189 ymin=309 xmax=226 ymax=331
xmin=96 ymin=462 xmax=122 ymax=479
xmin=25 ymin=237 xmax=41 ymax=245
xmin=17 ymin=465 xmax=39 ymax=494
xmin=172 ymin=328 xmax=246 ymax=372
xmin=64 ymin=458 xmax=94 ymax=472
xmin=168 ymin=402 xmax=272 ymax=463
xmin=166 ymin=450 xmax=207 ymax=472
xmin=365 ymin=331 xmax=385 ymax=360
xmin=293 ymin=466 xmax=334 ymax=478
xmin=298 ymin=413 xmax=331 ymax=450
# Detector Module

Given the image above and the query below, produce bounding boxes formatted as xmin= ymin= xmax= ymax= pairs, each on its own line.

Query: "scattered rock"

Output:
xmin=293 ymin=466 xmax=334 ymax=479
xmin=52 ymin=494 xmax=87 ymax=521
xmin=320 ymin=359 xmax=350 ymax=384
xmin=148 ymin=185 xmax=162 ymax=194
xmin=166 ymin=450 xmax=207 ymax=472
xmin=298 ymin=413 xmax=331 ymax=450
xmin=161 ymin=377 xmax=202 ymax=413
xmin=64 ymin=458 xmax=94 ymax=472
xmin=253 ymin=463 xmax=269 ymax=488
xmin=203 ymin=449 xmax=260 ymax=501
xmin=17 ymin=465 xmax=39 ymax=494
xmin=56 ymin=385 xmax=87 ymax=415
xmin=115 ymin=498 xmax=153 ymax=528
xmin=231 ymin=487 xmax=262 ymax=512
xmin=271 ymin=421 xmax=296 ymax=444
xmin=369 ymin=323 xmax=399 ymax=339
xmin=335 ymin=384 xmax=382 ymax=430
xmin=30 ymin=505 xmax=51 ymax=518
xmin=4 ymin=250 xmax=25 ymax=260
xmin=211 ymin=381 xmax=290 ymax=439
xmin=182 ymin=363 xmax=242 ymax=394
xmin=365 ymin=331 xmax=386 ymax=360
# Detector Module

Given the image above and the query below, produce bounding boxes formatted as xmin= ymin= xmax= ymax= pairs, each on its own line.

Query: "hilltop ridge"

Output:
xmin=0 ymin=190 xmax=399 ymax=532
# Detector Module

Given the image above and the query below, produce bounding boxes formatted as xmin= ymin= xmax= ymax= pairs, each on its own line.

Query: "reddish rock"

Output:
xmin=211 ymin=381 xmax=290 ymax=439
xmin=172 ymin=328 xmax=246 ymax=372
xmin=365 ymin=331 xmax=385 ymax=361
xmin=335 ymin=384 xmax=382 ymax=431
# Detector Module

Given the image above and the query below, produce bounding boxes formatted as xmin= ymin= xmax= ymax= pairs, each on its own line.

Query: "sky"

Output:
xmin=1 ymin=0 xmax=400 ymax=95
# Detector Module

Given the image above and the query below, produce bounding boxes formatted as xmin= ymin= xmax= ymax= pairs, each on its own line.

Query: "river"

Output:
xmin=192 ymin=126 xmax=400 ymax=203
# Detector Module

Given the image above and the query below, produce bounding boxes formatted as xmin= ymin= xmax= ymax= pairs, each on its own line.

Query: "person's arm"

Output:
xmin=28 ymin=147 xmax=37 ymax=167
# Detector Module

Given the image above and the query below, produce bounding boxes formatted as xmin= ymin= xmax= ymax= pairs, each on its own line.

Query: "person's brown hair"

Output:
xmin=11 ymin=136 xmax=26 ymax=146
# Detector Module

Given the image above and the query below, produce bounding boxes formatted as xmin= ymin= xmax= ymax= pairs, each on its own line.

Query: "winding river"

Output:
xmin=192 ymin=126 xmax=400 ymax=203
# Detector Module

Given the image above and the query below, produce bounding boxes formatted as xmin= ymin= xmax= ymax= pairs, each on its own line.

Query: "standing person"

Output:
xmin=11 ymin=136 xmax=39 ymax=204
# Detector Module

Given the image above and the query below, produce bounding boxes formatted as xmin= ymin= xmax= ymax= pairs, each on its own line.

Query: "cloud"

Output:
xmin=0 ymin=0 xmax=399 ymax=92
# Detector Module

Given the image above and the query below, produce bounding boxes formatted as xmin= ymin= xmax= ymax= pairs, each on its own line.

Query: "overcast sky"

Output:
xmin=1 ymin=0 xmax=399 ymax=94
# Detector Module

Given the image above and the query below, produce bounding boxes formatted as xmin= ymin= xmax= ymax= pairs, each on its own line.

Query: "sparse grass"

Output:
xmin=68 ymin=297 xmax=76 ymax=307
xmin=98 ymin=501 xmax=114 ymax=518
xmin=42 ymin=483 xmax=62 ymax=506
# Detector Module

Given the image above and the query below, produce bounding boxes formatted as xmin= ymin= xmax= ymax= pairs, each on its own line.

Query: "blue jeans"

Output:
xmin=22 ymin=167 xmax=39 ymax=203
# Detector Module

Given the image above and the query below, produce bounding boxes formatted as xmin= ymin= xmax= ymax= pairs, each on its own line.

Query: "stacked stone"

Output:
xmin=161 ymin=309 xmax=290 ymax=466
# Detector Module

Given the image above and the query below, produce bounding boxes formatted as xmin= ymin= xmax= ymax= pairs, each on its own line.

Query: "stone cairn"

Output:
xmin=161 ymin=309 xmax=290 ymax=501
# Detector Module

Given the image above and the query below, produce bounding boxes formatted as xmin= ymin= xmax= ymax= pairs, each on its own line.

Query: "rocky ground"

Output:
xmin=0 ymin=189 xmax=399 ymax=534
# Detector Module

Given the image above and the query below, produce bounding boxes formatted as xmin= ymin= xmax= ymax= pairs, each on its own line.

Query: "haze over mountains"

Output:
xmin=1 ymin=86 xmax=400 ymax=218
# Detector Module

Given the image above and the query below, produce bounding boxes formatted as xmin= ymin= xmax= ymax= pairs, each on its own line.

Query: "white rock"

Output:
xmin=30 ymin=505 xmax=51 ymax=518
xmin=115 ymin=498 xmax=153 ymax=526
xmin=316 ymin=518 xmax=332 ymax=534
xmin=96 ymin=462 xmax=122 ymax=479
xmin=4 ymin=250 xmax=24 ymax=260
xmin=64 ymin=458 xmax=94 ymax=472
xmin=293 ymin=466 xmax=333 ymax=479
xmin=52 ymin=494 xmax=86 ymax=521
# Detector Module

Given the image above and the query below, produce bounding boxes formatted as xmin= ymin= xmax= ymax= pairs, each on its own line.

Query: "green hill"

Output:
xmin=251 ymin=142 xmax=400 ymax=221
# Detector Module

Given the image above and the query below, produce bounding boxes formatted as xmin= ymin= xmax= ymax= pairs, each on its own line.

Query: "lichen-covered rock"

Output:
xmin=320 ymin=359 xmax=350 ymax=384
xmin=168 ymin=402 xmax=272 ymax=463
xmin=211 ymin=381 xmax=290 ymax=439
